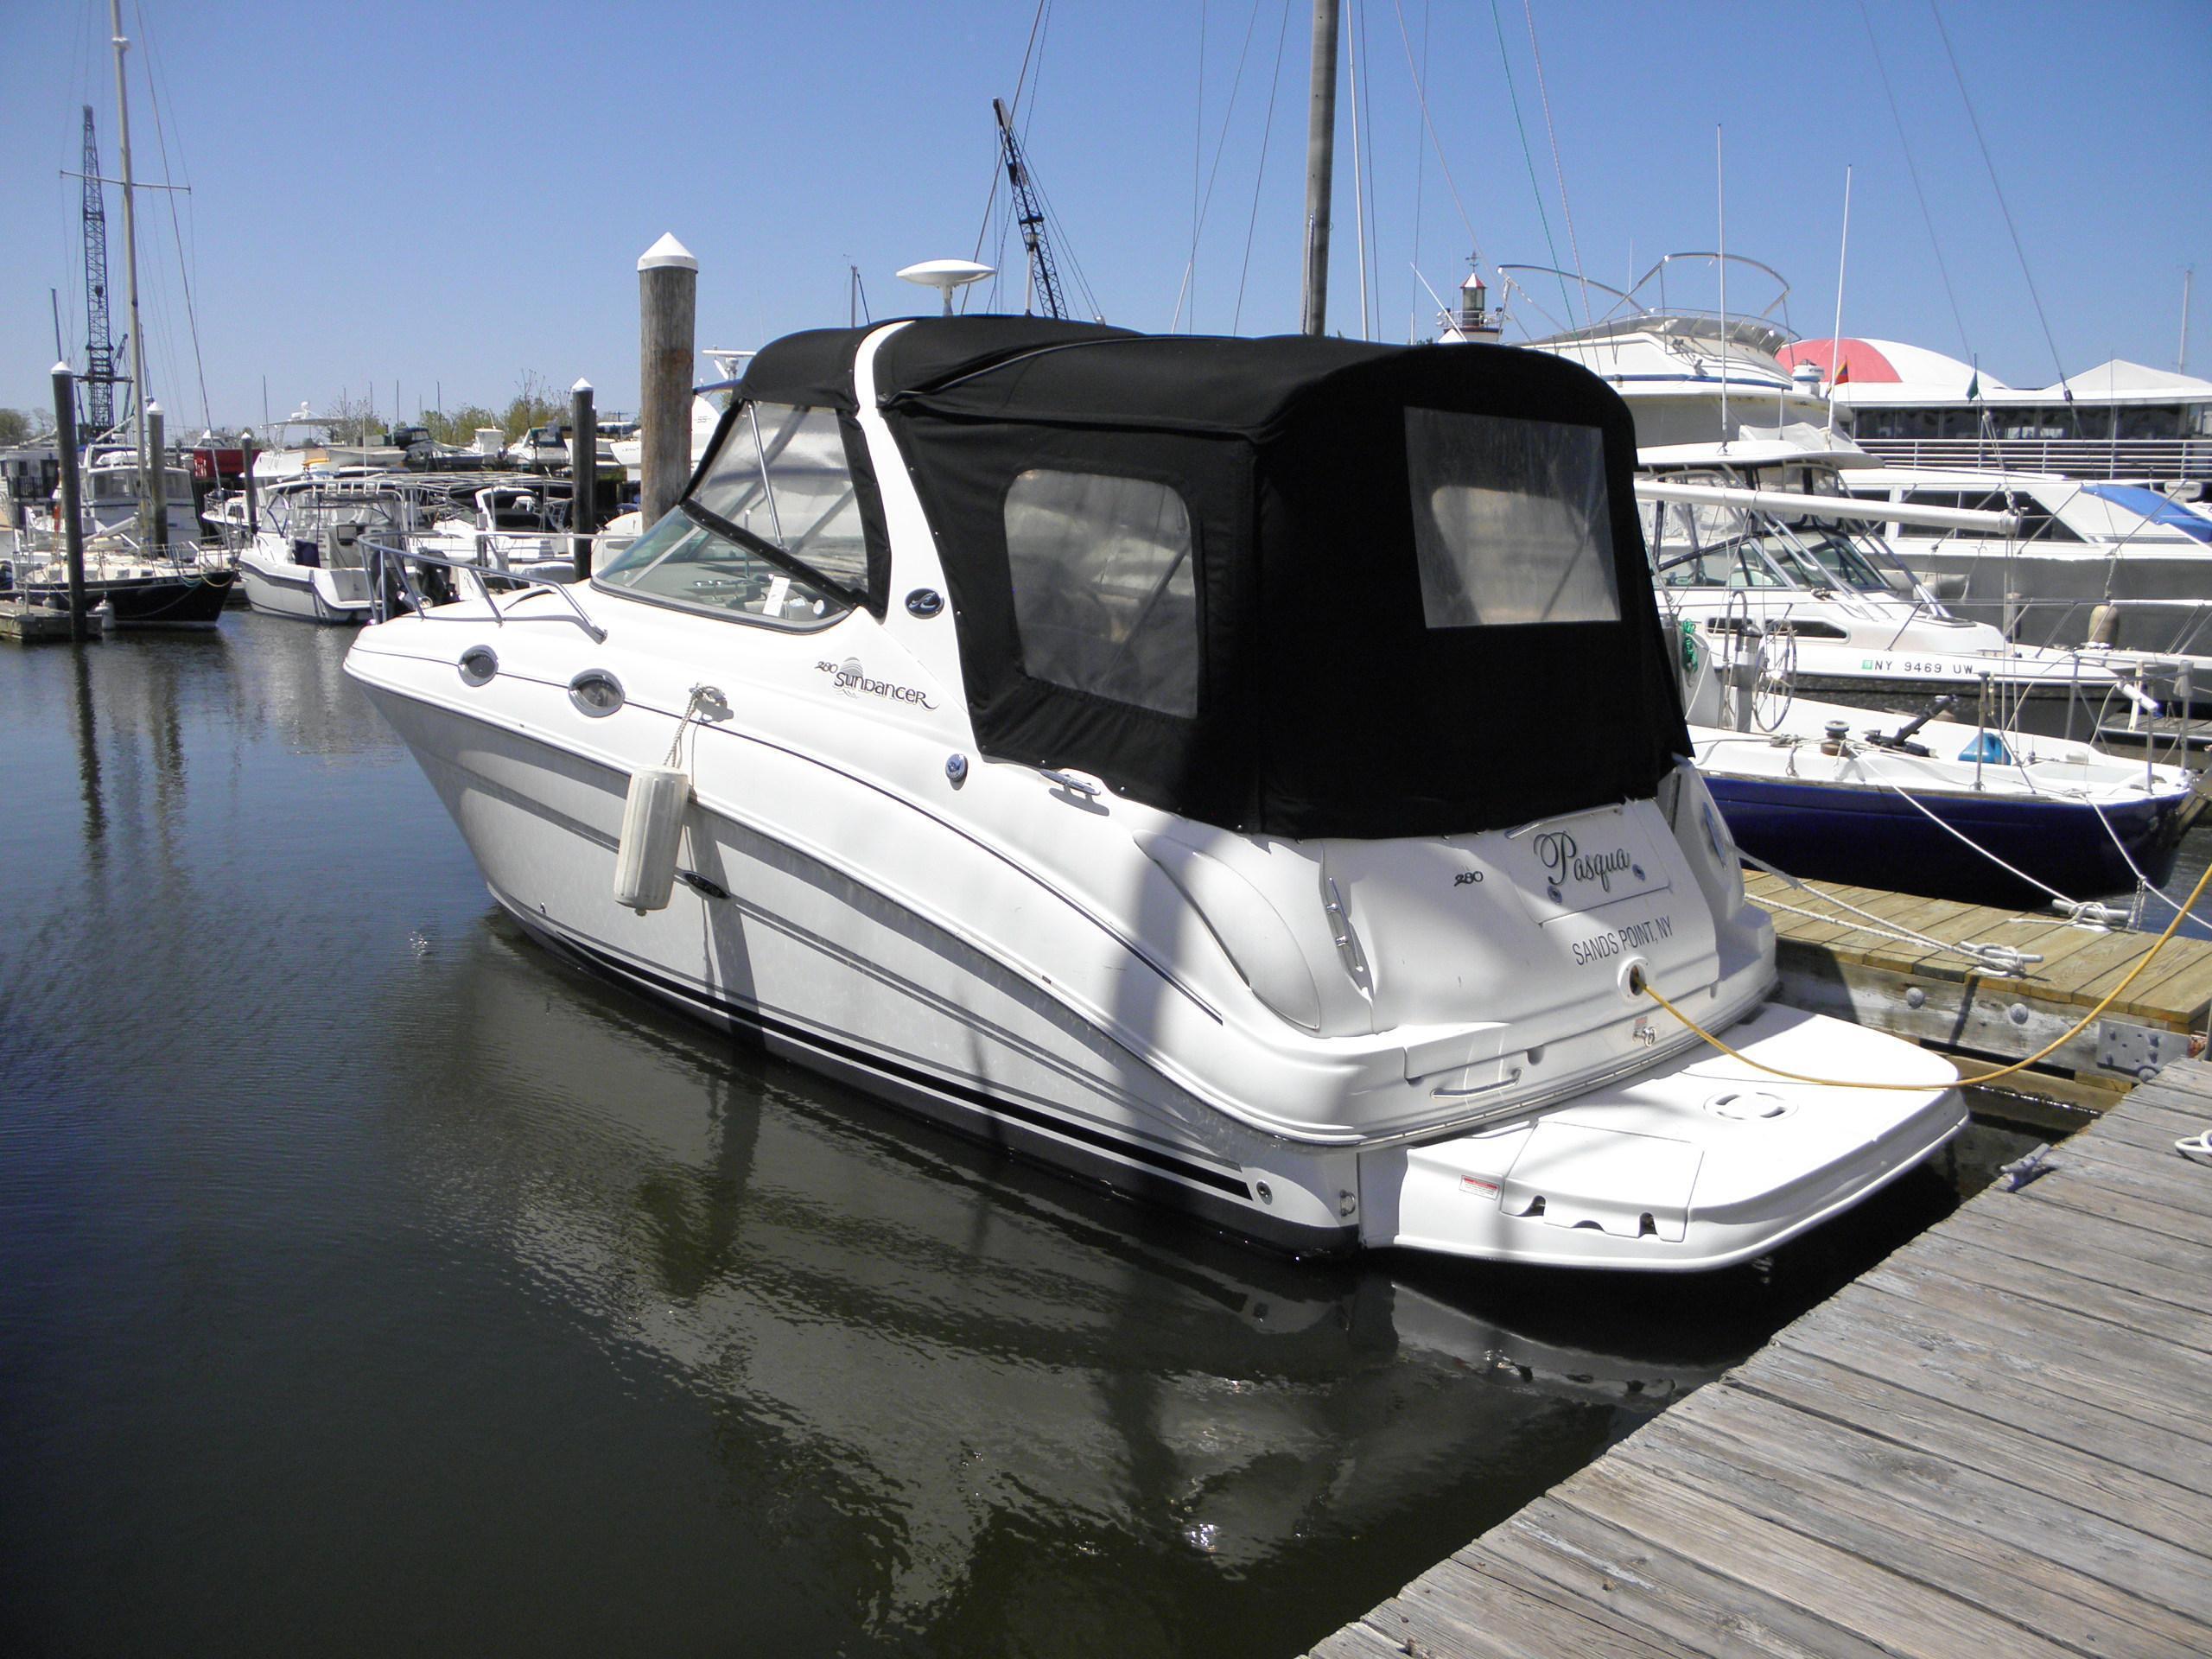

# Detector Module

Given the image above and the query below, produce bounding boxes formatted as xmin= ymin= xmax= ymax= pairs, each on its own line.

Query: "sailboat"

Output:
xmin=3 ymin=2 xmax=233 ymax=627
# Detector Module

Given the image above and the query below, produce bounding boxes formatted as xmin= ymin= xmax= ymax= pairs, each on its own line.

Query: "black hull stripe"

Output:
xmin=545 ymin=922 xmax=1255 ymax=1201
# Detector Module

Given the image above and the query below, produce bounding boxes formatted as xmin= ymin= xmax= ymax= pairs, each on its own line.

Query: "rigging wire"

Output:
xmin=1389 ymin=0 xmax=1481 ymax=270
xmin=1521 ymin=0 xmax=1591 ymax=331
xmin=1357 ymin=0 xmax=1382 ymax=337
xmin=1405 ymin=0 xmax=1428 ymax=340
xmin=1485 ymin=0 xmax=1576 ymax=331
xmin=1170 ymin=0 xmax=1272 ymax=334
xmin=1193 ymin=0 xmax=1206 ymax=327
xmin=1231 ymin=0 xmax=1296 ymax=334
xmin=1925 ymin=0 xmax=2077 ymax=428
xmin=969 ymin=0 xmax=1055 ymax=282
xmin=134 ymin=0 xmax=211 ymax=432
xmin=1348 ymin=0 xmax=1370 ymax=337
xmin=1855 ymin=0 xmax=1974 ymax=366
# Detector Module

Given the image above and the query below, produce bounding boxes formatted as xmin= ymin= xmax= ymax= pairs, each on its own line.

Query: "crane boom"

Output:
xmin=80 ymin=105 xmax=118 ymax=435
xmin=993 ymin=98 xmax=1067 ymax=321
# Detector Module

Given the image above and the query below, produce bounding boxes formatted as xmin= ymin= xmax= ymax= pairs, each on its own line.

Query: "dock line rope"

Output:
xmin=1740 ymin=850 xmax=2044 ymax=974
xmin=1643 ymin=858 xmax=2212 ymax=1091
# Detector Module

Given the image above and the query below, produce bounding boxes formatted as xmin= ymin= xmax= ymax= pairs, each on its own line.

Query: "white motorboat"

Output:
xmin=410 ymin=477 xmax=578 ymax=582
xmin=1835 ymin=463 xmax=2212 ymax=660
xmin=1487 ymin=255 xmax=1831 ymax=448
xmin=1638 ymin=431 xmax=2143 ymax=711
xmin=347 ymin=318 xmax=1962 ymax=1272
xmin=222 ymin=473 xmax=399 ymax=623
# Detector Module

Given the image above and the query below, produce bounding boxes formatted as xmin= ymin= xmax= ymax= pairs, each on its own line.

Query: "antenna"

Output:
xmin=897 ymin=259 xmax=995 ymax=316
xmin=1827 ymin=165 xmax=1853 ymax=437
xmin=1715 ymin=125 xmax=1729 ymax=450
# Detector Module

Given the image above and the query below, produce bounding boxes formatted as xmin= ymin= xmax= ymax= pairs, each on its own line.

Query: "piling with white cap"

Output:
xmin=638 ymin=233 xmax=697 ymax=531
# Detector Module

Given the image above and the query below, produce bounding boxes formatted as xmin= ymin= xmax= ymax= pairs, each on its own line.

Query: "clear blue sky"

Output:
xmin=3 ymin=0 xmax=2206 ymax=431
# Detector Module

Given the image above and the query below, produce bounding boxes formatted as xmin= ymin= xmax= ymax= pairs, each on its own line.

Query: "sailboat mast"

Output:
xmin=109 ymin=0 xmax=151 ymax=531
xmin=1300 ymin=0 xmax=1339 ymax=336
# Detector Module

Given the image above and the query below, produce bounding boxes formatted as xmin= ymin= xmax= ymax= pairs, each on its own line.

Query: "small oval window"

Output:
xmin=458 ymin=645 xmax=499 ymax=686
xmin=568 ymin=668 xmax=624 ymax=718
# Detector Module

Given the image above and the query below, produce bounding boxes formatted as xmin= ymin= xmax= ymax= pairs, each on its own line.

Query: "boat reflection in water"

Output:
xmin=394 ymin=902 xmax=1989 ymax=1653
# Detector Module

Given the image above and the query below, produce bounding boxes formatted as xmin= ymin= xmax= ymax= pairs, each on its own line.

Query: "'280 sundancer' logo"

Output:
xmin=1533 ymin=830 xmax=1637 ymax=894
xmin=817 ymin=658 xmax=938 ymax=709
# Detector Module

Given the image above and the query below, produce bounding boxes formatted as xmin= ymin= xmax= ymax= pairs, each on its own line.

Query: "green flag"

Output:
xmin=1967 ymin=366 xmax=1981 ymax=400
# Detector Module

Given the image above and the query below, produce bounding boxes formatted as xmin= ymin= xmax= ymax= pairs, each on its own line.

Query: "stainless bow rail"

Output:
xmin=364 ymin=537 xmax=607 ymax=642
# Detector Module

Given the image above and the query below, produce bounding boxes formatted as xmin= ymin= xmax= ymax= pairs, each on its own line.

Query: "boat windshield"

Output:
xmin=687 ymin=401 xmax=868 ymax=596
xmin=1777 ymin=522 xmax=1910 ymax=594
xmin=595 ymin=507 xmax=852 ymax=630
xmin=1648 ymin=500 xmax=1795 ymax=589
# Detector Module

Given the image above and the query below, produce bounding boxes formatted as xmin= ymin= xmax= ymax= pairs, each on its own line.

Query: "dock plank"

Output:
xmin=1727 ymin=1348 xmax=2212 ymax=1554
xmin=1556 ymin=1453 xmax=2087 ymax=1659
xmin=1478 ymin=1503 xmax=1896 ymax=1659
xmin=1645 ymin=1379 xmax=2212 ymax=1630
xmin=1304 ymin=1077 xmax=2212 ymax=1658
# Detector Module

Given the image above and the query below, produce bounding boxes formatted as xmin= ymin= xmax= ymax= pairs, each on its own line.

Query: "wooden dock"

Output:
xmin=0 ymin=599 xmax=104 ymax=644
xmin=1745 ymin=868 xmax=2212 ymax=1122
xmin=1305 ymin=1065 xmax=2212 ymax=1659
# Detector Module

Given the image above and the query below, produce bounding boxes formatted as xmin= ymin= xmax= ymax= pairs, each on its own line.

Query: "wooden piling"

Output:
xmin=569 ymin=378 xmax=596 ymax=582
xmin=50 ymin=361 xmax=87 ymax=641
xmin=146 ymin=400 xmax=166 ymax=554
xmin=638 ymin=233 xmax=697 ymax=531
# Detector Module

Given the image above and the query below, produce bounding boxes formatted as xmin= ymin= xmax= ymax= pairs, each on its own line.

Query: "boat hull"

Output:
xmin=354 ymin=665 xmax=1964 ymax=1271
xmin=237 ymin=554 xmax=371 ymax=625
xmin=7 ymin=568 xmax=232 ymax=628
xmin=1704 ymin=771 xmax=2201 ymax=906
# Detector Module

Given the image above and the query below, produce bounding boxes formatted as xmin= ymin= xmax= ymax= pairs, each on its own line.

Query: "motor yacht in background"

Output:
xmin=1479 ymin=254 xmax=1830 ymax=447
xmin=348 ymin=316 xmax=1962 ymax=1272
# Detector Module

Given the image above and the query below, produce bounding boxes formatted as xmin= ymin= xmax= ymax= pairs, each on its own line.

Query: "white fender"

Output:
xmin=613 ymin=763 xmax=691 ymax=912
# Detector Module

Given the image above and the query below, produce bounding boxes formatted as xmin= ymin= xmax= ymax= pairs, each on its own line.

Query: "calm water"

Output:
xmin=2 ymin=614 xmax=2037 ymax=1658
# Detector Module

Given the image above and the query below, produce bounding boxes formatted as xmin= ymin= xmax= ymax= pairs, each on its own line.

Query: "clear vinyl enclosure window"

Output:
xmin=1003 ymin=469 xmax=1199 ymax=716
xmin=1405 ymin=409 xmax=1619 ymax=627
xmin=690 ymin=403 xmax=868 ymax=592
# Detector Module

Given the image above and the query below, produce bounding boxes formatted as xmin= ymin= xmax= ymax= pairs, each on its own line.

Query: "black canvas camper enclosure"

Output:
xmin=709 ymin=317 xmax=1688 ymax=841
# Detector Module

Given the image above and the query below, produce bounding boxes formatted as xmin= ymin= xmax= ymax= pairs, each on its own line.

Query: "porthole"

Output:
xmin=568 ymin=668 xmax=625 ymax=718
xmin=457 ymin=645 xmax=499 ymax=687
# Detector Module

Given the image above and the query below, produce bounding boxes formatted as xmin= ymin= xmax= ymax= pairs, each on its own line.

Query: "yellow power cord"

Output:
xmin=1640 ymin=858 xmax=2212 ymax=1090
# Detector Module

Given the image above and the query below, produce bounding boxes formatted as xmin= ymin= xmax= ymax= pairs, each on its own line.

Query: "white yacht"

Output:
xmin=250 ymin=410 xmax=407 ymax=482
xmin=346 ymin=318 xmax=1962 ymax=1272
xmin=1487 ymin=255 xmax=1831 ymax=447
xmin=1835 ymin=464 xmax=2212 ymax=659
